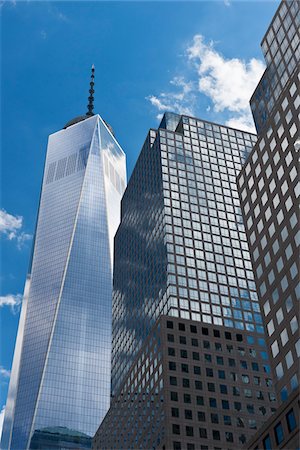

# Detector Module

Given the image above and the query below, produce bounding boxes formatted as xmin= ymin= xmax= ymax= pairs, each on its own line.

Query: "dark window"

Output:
xmin=173 ymin=442 xmax=181 ymax=450
xmin=169 ymin=361 xmax=176 ymax=371
xmin=184 ymin=393 xmax=191 ymax=403
xmin=186 ymin=426 xmax=194 ymax=437
xmin=179 ymin=336 xmax=187 ymax=345
xmin=181 ymin=364 xmax=189 ymax=373
xmin=171 ymin=392 xmax=178 ymax=401
xmin=212 ymin=430 xmax=220 ymax=440
xmin=220 ymin=384 xmax=228 ymax=394
xmin=198 ymin=411 xmax=206 ymax=422
xmin=203 ymin=340 xmax=210 ymax=349
xmin=202 ymin=327 xmax=209 ymax=335
xmin=237 ymin=417 xmax=245 ymax=428
xmin=172 ymin=424 xmax=180 ymax=435
xmin=247 ymin=404 xmax=254 ymax=414
xmin=195 ymin=380 xmax=203 ymax=390
xmin=209 ymin=398 xmax=217 ymax=408
xmin=172 ymin=407 xmax=179 ymax=417
xmin=286 ymin=409 xmax=296 ymax=432
xmin=190 ymin=325 xmax=197 ymax=333
xmin=208 ymin=382 xmax=215 ymax=392
xmin=185 ymin=409 xmax=193 ymax=420
xmin=240 ymin=360 xmax=247 ymax=369
xmin=200 ymin=446 xmax=208 ymax=450
xmin=225 ymin=332 xmax=232 ymax=340
xmin=194 ymin=365 xmax=201 ymax=375
xmin=228 ymin=358 xmax=236 ymax=367
xmin=274 ymin=422 xmax=284 ymax=445
xmin=205 ymin=354 xmax=212 ymax=362
xmin=206 ymin=368 xmax=214 ymax=377
xmin=225 ymin=432 xmax=233 ymax=442
xmin=213 ymin=329 xmax=220 ymax=337
xmin=236 ymin=333 xmax=243 ymax=341
xmin=216 ymin=356 xmax=224 ymax=365
xmin=215 ymin=342 xmax=222 ymax=351
xmin=218 ymin=370 xmax=225 ymax=379
xmin=167 ymin=333 xmax=175 ymax=342
xmin=233 ymin=386 xmax=240 ymax=396
xmin=199 ymin=428 xmax=207 ymax=438
xmin=168 ymin=347 xmax=175 ymax=356
xmin=191 ymin=338 xmax=198 ymax=346
xmin=167 ymin=320 xmax=174 ymax=329
xmin=187 ymin=444 xmax=195 ymax=450
xmin=262 ymin=435 xmax=271 ymax=450
xmin=234 ymin=402 xmax=242 ymax=411
xmin=222 ymin=400 xmax=229 ymax=410
xmin=181 ymin=349 xmax=188 ymax=358
xmin=211 ymin=413 xmax=219 ymax=424
xmin=193 ymin=351 xmax=200 ymax=360
xmin=196 ymin=395 xmax=204 ymax=405
xmin=170 ymin=376 xmax=177 ymax=386
xmin=224 ymin=415 xmax=231 ymax=425
xmin=179 ymin=322 xmax=185 ymax=331
xmin=182 ymin=378 xmax=190 ymax=388
xmin=252 ymin=362 xmax=259 ymax=371
xmin=227 ymin=344 xmax=233 ymax=353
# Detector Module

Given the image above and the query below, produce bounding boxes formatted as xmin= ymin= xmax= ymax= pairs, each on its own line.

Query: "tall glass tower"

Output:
xmin=1 ymin=67 xmax=126 ymax=450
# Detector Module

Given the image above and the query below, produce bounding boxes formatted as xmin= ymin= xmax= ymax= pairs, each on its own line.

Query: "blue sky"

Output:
xmin=0 ymin=0 xmax=279 ymax=432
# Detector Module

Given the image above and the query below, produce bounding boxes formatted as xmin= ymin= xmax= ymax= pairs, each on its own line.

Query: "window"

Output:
xmin=173 ymin=442 xmax=181 ymax=450
xmin=286 ymin=409 xmax=296 ymax=432
xmin=186 ymin=426 xmax=194 ymax=437
xmin=171 ymin=392 xmax=178 ymax=401
xmin=169 ymin=347 xmax=176 ymax=356
xmin=263 ymin=435 xmax=272 ymax=450
xmin=213 ymin=430 xmax=220 ymax=440
xmin=184 ymin=393 xmax=191 ymax=403
xmin=222 ymin=400 xmax=229 ymax=410
xmin=198 ymin=411 xmax=206 ymax=422
xmin=170 ymin=376 xmax=177 ymax=386
xmin=199 ymin=428 xmax=207 ymax=438
xmin=183 ymin=378 xmax=190 ymax=388
xmin=172 ymin=424 xmax=180 ymax=435
xmin=224 ymin=415 xmax=231 ymax=426
xmin=274 ymin=422 xmax=284 ymax=445
xmin=225 ymin=432 xmax=233 ymax=442
xmin=196 ymin=395 xmax=204 ymax=405
xmin=209 ymin=398 xmax=217 ymax=408
xmin=172 ymin=407 xmax=179 ymax=417
xmin=211 ymin=413 xmax=219 ymax=423
xmin=206 ymin=368 xmax=214 ymax=377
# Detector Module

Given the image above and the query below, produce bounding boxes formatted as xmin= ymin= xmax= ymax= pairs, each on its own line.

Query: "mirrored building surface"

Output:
xmin=1 ymin=114 xmax=126 ymax=450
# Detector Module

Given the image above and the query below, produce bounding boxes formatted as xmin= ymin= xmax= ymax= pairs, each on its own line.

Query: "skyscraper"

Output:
xmin=237 ymin=1 xmax=299 ymax=448
xmin=94 ymin=113 xmax=277 ymax=450
xmin=1 ymin=67 xmax=126 ymax=450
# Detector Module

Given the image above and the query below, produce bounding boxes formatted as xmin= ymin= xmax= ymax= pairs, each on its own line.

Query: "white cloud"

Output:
xmin=187 ymin=35 xmax=265 ymax=113
xmin=0 ymin=209 xmax=32 ymax=249
xmin=0 ymin=406 xmax=5 ymax=441
xmin=146 ymin=76 xmax=196 ymax=119
xmin=147 ymin=34 xmax=265 ymax=133
xmin=0 ymin=293 xmax=22 ymax=314
xmin=0 ymin=366 xmax=11 ymax=379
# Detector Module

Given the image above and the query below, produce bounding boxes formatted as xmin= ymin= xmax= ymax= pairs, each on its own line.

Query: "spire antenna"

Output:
xmin=86 ymin=64 xmax=95 ymax=117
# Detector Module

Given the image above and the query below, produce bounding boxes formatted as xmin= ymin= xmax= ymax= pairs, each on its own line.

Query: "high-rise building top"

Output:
xmin=250 ymin=0 xmax=299 ymax=133
xmin=1 ymin=71 xmax=126 ymax=450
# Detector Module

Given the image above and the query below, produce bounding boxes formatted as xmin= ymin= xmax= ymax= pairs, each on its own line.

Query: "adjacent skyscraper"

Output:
xmin=94 ymin=112 xmax=277 ymax=450
xmin=1 ymin=67 xmax=126 ymax=450
xmin=237 ymin=1 xmax=299 ymax=448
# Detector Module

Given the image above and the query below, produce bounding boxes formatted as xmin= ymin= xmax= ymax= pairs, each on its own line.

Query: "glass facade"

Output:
xmin=1 ymin=115 xmax=126 ymax=450
xmin=111 ymin=113 xmax=265 ymax=399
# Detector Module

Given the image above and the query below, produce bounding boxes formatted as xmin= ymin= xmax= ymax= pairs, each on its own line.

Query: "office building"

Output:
xmin=94 ymin=112 xmax=277 ymax=449
xmin=237 ymin=1 xmax=300 ymax=448
xmin=1 ymin=67 xmax=126 ymax=449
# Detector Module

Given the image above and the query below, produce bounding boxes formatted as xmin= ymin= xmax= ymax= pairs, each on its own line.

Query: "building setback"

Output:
xmin=237 ymin=1 xmax=300 ymax=449
xmin=94 ymin=112 xmax=277 ymax=450
xmin=1 ymin=69 xmax=126 ymax=450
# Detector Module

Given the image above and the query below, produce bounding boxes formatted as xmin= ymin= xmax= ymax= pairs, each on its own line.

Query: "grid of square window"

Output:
xmin=238 ymin=69 xmax=299 ymax=401
xmin=251 ymin=0 xmax=299 ymax=133
xmin=160 ymin=117 xmax=263 ymax=333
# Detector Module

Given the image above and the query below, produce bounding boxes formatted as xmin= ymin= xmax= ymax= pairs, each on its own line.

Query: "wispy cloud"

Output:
xmin=146 ymin=76 xmax=196 ymax=119
xmin=0 ymin=366 xmax=11 ymax=379
xmin=0 ymin=209 xmax=32 ymax=249
xmin=147 ymin=34 xmax=265 ymax=133
xmin=0 ymin=293 xmax=22 ymax=314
